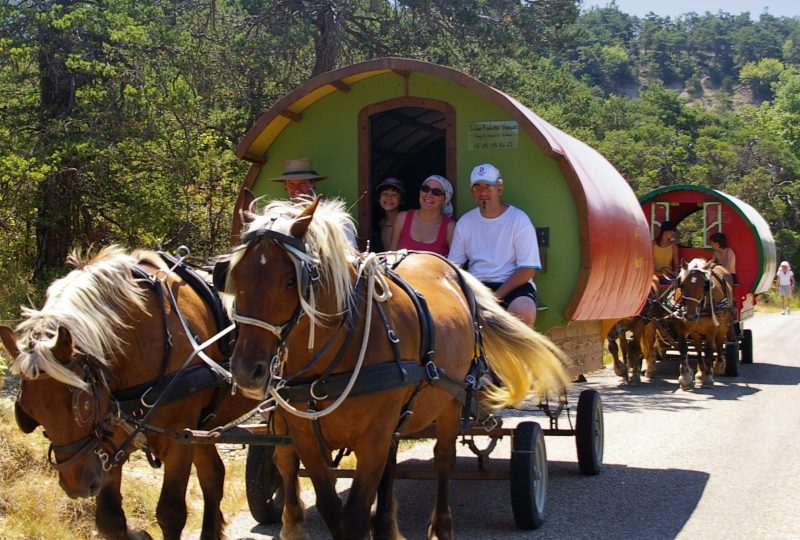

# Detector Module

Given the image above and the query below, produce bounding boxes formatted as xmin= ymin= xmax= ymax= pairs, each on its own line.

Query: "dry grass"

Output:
xmin=0 ymin=375 xmax=251 ymax=539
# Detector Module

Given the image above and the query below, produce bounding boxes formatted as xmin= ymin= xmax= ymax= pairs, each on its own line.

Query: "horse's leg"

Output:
xmin=428 ymin=404 xmax=460 ymax=540
xmin=608 ymin=325 xmax=625 ymax=379
xmin=273 ymin=445 xmax=308 ymax=540
xmin=628 ymin=321 xmax=643 ymax=385
xmin=712 ymin=325 xmax=726 ymax=376
xmin=342 ymin=431 xmax=397 ymax=539
xmin=192 ymin=445 xmax=226 ymax=540
xmin=95 ymin=467 xmax=153 ymax=540
xmin=292 ymin=439 xmax=343 ymax=539
xmin=155 ymin=443 xmax=194 ymax=540
xmin=372 ymin=440 xmax=401 ymax=540
xmin=619 ymin=328 xmax=632 ymax=384
xmin=677 ymin=333 xmax=694 ymax=390
xmin=641 ymin=322 xmax=657 ymax=378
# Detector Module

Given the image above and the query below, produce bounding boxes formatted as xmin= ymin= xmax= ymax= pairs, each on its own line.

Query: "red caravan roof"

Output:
xmin=509 ymin=96 xmax=653 ymax=320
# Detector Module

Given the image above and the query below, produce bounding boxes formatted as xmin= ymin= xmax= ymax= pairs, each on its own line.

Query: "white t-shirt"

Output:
xmin=448 ymin=205 xmax=540 ymax=283
xmin=776 ymin=269 xmax=794 ymax=286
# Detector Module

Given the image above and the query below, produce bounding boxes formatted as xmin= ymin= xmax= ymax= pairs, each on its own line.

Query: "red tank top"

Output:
xmin=397 ymin=210 xmax=451 ymax=256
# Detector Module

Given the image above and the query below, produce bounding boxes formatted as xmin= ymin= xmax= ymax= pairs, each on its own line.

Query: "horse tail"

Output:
xmin=460 ymin=271 xmax=571 ymax=409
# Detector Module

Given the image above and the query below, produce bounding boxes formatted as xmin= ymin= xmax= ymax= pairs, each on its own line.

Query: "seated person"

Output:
xmin=389 ymin=175 xmax=455 ymax=256
xmin=709 ymin=232 xmax=737 ymax=284
xmin=448 ymin=163 xmax=540 ymax=328
xmin=269 ymin=157 xmax=357 ymax=248
xmin=374 ymin=177 xmax=405 ymax=252
xmin=652 ymin=220 xmax=679 ymax=284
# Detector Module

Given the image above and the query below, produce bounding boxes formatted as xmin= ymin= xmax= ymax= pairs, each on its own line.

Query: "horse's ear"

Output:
xmin=0 ymin=325 xmax=20 ymax=358
xmin=239 ymin=188 xmax=256 ymax=226
xmin=290 ymin=196 xmax=320 ymax=239
xmin=14 ymin=400 xmax=39 ymax=434
xmin=681 ymin=259 xmax=688 ymax=270
xmin=49 ymin=326 xmax=74 ymax=362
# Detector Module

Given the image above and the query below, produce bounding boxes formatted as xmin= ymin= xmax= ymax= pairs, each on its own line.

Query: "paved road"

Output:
xmin=203 ymin=312 xmax=800 ymax=539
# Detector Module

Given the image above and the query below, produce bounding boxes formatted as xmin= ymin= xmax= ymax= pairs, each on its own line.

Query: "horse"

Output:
xmin=222 ymin=195 xmax=570 ymax=539
xmin=671 ymin=258 xmax=735 ymax=390
xmin=0 ymin=246 xmax=257 ymax=540
xmin=608 ymin=276 xmax=674 ymax=384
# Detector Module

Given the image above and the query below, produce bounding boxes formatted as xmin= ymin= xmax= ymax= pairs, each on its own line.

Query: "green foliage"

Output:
xmin=0 ymin=0 xmax=799 ymax=317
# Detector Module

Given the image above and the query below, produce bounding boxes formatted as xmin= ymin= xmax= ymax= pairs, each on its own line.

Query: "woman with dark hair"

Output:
xmin=653 ymin=220 xmax=679 ymax=283
xmin=710 ymin=232 xmax=737 ymax=284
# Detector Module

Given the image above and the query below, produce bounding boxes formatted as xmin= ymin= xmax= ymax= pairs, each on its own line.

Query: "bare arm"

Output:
xmin=494 ymin=267 xmax=536 ymax=300
xmin=388 ymin=211 xmax=407 ymax=251
xmin=671 ymin=243 xmax=680 ymax=271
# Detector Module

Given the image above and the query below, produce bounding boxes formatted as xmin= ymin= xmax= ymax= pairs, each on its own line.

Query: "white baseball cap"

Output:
xmin=470 ymin=163 xmax=502 ymax=186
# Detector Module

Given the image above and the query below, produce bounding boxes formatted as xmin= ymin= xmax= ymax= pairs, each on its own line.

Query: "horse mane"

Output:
xmin=233 ymin=198 xmax=358 ymax=324
xmin=13 ymin=245 xmax=158 ymax=389
xmin=678 ymin=258 xmax=710 ymax=281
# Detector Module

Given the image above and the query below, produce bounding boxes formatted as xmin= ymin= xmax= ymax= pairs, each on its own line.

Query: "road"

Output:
xmin=203 ymin=311 xmax=800 ymax=539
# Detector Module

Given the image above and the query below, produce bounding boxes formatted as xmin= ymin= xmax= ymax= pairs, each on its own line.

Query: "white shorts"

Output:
xmin=779 ymin=284 xmax=793 ymax=298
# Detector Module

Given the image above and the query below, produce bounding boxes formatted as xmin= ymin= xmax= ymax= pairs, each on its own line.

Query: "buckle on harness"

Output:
xmin=425 ymin=360 xmax=440 ymax=381
xmin=387 ymin=329 xmax=399 ymax=344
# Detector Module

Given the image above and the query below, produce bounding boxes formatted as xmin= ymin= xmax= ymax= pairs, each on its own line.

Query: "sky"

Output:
xmin=582 ymin=0 xmax=800 ymax=19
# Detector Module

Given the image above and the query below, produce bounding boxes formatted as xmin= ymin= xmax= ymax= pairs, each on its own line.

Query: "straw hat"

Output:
xmin=269 ymin=157 xmax=328 ymax=182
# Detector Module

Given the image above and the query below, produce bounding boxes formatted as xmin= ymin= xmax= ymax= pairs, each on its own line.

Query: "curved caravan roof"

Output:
xmin=234 ymin=57 xmax=652 ymax=325
xmin=640 ymin=185 xmax=776 ymax=295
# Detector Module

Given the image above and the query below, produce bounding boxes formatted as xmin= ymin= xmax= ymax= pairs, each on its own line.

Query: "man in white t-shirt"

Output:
xmin=448 ymin=163 xmax=541 ymax=327
xmin=775 ymin=261 xmax=795 ymax=315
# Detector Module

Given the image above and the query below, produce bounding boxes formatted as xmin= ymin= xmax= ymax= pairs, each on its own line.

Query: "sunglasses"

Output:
xmin=420 ymin=185 xmax=445 ymax=197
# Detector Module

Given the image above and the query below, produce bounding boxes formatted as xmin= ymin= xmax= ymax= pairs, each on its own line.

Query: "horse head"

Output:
xmin=675 ymin=259 xmax=713 ymax=322
xmin=3 ymin=324 xmax=121 ymax=498
xmin=226 ymin=197 xmax=357 ymax=399
xmin=3 ymin=246 xmax=153 ymax=498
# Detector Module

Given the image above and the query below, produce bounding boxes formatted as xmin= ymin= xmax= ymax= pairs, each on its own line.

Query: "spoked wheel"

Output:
xmin=576 ymin=389 xmax=604 ymax=476
xmin=510 ymin=421 xmax=548 ymax=530
xmin=245 ymin=445 xmax=284 ymax=524
xmin=724 ymin=341 xmax=740 ymax=377
xmin=740 ymin=329 xmax=753 ymax=364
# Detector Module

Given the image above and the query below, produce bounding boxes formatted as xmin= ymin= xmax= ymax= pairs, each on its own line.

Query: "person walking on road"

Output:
xmin=776 ymin=261 xmax=795 ymax=315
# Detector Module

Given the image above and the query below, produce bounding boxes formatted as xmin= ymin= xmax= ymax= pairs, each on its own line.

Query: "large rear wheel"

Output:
xmin=245 ymin=445 xmax=284 ymax=524
xmin=576 ymin=389 xmax=604 ymax=475
xmin=510 ymin=421 xmax=548 ymax=530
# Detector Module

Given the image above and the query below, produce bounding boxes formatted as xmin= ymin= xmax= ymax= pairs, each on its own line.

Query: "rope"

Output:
xmin=269 ymin=252 xmax=391 ymax=420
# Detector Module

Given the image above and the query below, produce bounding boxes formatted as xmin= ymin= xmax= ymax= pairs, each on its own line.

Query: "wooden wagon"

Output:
xmin=640 ymin=184 xmax=777 ymax=366
xmin=189 ymin=57 xmax=655 ymax=530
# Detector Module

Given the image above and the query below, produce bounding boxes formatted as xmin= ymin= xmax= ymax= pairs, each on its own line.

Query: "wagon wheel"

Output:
xmin=510 ymin=421 xmax=547 ymax=530
xmin=740 ymin=329 xmax=753 ymax=364
xmin=576 ymin=389 xmax=604 ymax=476
xmin=724 ymin=341 xmax=740 ymax=377
xmin=245 ymin=445 xmax=284 ymax=524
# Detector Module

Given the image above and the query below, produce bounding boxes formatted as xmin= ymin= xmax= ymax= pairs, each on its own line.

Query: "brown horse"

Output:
xmin=672 ymin=258 xmax=735 ymax=390
xmin=223 ymin=196 xmax=570 ymax=539
xmin=0 ymin=246 xmax=256 ymax=540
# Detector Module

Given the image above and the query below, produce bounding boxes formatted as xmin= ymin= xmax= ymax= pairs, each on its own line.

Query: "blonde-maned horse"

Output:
xmin=224 ymin=195 xmax=570 ymax=539
xmin=672 ymin=258 xmax=735 ymax=390
xmin=0 ymin=246 xmax=256 ymax=540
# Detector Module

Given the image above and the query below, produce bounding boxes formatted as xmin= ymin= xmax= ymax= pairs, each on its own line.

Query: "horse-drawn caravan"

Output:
xmin=219 ymin=57 xmax=654 ymax=534
xmin=636 ymin=185 xmax=776 ymax=387
xmin=0 ymin=57 xmax=655 ymax=539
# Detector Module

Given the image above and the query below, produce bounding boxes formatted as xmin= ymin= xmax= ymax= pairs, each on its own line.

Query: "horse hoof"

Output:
xmin=702 ymin=376 xmax=715 ymax=388
xmin=613 ymin=360 xmax=626 ymax=377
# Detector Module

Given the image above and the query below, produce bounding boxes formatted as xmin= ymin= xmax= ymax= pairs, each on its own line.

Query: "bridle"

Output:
xmin=231 ymin=228 xmax=321 ymax=355
xmin=25 ymin=353 xmax=121 ymax=472
xmin=675 ymin=266 xmax=726 ymax=325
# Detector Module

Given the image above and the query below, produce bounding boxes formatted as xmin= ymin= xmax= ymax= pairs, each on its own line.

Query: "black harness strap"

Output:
xmin=131 ymin=266 xmax=172 ymax=377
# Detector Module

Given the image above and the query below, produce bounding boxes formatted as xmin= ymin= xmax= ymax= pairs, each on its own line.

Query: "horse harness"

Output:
xmin=34 ymin=255 xmax=236 ymax=472
xmin=674 ymin=264 xmax=734 ymax=323
xmin=233 ymin=229 xmax=491 ymax=466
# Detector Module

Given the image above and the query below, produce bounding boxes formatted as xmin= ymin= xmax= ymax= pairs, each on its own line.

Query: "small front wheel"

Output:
xmin=510 ymin=421 xmax=547 ymax=530
xmin=576 ymin=389 xmax=604 ymax=475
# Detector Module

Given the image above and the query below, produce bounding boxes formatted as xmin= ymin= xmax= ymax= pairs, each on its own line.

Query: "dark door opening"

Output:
xmin=365 ymin=106 xmax=449 ymax=251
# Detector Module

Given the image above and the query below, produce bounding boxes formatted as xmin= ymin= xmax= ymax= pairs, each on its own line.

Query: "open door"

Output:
xmin=358 ymin=98 xmax=456 ymax=251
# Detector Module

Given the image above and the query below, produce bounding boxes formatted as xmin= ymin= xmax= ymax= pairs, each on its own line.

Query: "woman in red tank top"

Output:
xmin=389 ymin=175 xmax=455 ymax=256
